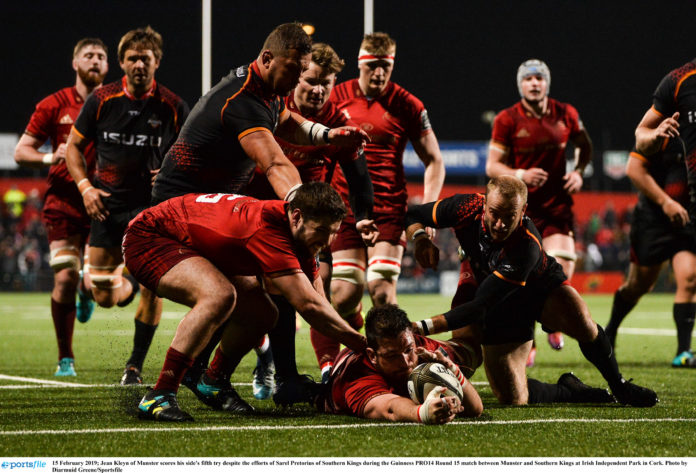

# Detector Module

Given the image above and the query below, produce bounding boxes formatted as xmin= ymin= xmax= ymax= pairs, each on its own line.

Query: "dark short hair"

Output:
xmin=289 ymin=182 xmax=346 ymax=223
xmin=73 ymin=38 xmax=107 ymax=58
xmin=118 ymin=26 xmax=163 ymax=62
xmin=365 ymin=304 xmax=411 ymax=350
xmin=261 ymin=22 xmax=312 ymax=57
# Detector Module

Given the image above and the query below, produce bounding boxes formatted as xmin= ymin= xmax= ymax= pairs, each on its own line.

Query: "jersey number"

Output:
xmin=195 ymin=193 xmax=245 ymax=204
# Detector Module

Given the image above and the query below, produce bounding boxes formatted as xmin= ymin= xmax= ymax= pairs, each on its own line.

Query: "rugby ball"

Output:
xmin=407 ymin=362 xmax=464 ymax=404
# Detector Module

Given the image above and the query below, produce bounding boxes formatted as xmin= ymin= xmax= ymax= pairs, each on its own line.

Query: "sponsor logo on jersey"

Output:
xmin=102 ymin=131 xmax=162 ymax=147
xmin=128 ymin=110 xmax=140 ymax=116
xmin=147 ymin=115 xmax=162 ymax=128
xmin=59 ymin=114 xmax=74 ymax=125
xmin=515 ymin=128 xmax=530 ymax=138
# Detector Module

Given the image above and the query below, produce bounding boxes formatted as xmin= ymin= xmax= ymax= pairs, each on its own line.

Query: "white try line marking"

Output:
xmin=1 ymin=418 xmax=693 ymax=436
xmin=0 ymin=374 xmax=489 ymax=389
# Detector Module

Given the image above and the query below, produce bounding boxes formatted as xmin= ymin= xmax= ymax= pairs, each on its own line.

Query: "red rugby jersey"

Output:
xmin=329 ymin=79 xmax=431 ymax=215
xmin=490 ymin=98 xmax=583 ymax=213
xmin=25 ymin=86 xmax=96 ymax=195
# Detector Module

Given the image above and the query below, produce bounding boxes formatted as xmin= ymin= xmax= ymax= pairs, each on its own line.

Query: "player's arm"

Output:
xmin=635 ymin=108 xmax=680 ymax=156
xmin=563 ymin=128 xmax=592 ymax=194
xmin=338 ymin=150 xmax=379 ymax=246
xmin=411 ymin=132 xmax=444 ymax=203
xmin=275 ymin=109 xmax=370 ymax=148
xmin=14 ymin=134 xmax=65 ymax=168
xmin=65 ymin=127 xmax=110 ymax=221
xmin=363 ymin=390 xmax=459 ymax=424
xmin=270 ymin=271 xmax=366 ymax=352
xmin=239 ymin=128 xmax=303 ymax=200
xmin=413 ymin=274 xmax=521 ymax=335
xmin=627 ymin=151 xmax=688 ymax=225
xmin=486 ymin=140 xmax=548 ymax=188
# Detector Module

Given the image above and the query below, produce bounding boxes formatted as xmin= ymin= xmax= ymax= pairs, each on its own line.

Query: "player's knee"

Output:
xmin=209 ymin=285 xmax=238 ymax=324
xmin=679 ymin=272 xmax=696 ymax=295
xmin=370 ymin=287 xmax=391 ymax=307
xmin=86 ymin=264 xmax=125 ymax=307
xmin=49 ymin=246 xmax=80 ymax=273
xmin=53 ymin=269 xmax=79 ymax=298
xmin=332 ymin=258 xmax=366 ymax=286
xmin=366 ymin=256 xmax=401 ymax=283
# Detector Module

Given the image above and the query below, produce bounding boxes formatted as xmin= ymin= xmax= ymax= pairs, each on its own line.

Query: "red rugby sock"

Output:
xmin=154 ymin=347 xmax=193 ymax=393
xmin=51 ymin=298 xmax=75 ymax=359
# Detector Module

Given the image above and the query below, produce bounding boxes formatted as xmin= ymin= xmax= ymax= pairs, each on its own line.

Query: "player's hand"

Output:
xmin=425 ymin=227 xmax=437 ymax=239
xmin=414 ymin=237 xmax=439 ymax=270
xmin=328 ymin=126 xmax=370 ymax=147
xmin=52 ymin=143 xmax=68 ymax=164
xmin=654 ymin=112 xmax=680 ymax=142
xmin=562 ymin=170 xmax=583 ymax=194
xmin=356 ymin=219 xmax=379 ymax=246
xmin=150 ymin=169 xmax=160 ymax=186
xmin=415 ymin=347 xmax=455 ymax=370
xmin=521 ymin=167 xmax=548 ymax=188
xmin=420 ymin=387 xmax=460 ymax=424
xmin=83 ymin=188 xmax=111 ymax=222
xmin=662 ymin=198 xmax=689 ymax=227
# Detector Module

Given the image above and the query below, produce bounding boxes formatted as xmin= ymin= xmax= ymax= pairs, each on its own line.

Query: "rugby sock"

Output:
xmin=268 ymin=294 xmax=299 ymax=378
xmin=126 ymin=319 xmax=158 ymax=372
xmin=527 ymin=378 xmax=571 ymax=403
xmin=51 ymin=298 xmax=75 ymax=359
xmin=673 ymin=302 xmax=696 ymax=355
xmin=310 ymin=327 xmax=340 ymax=368
xmin=254 ymin=335 xmax=270 ymax=356
xmin=154 ymin=347 xmax=193 ymax=393
xmin=605 ymin=289 xmax=638 ymax=346
xmin=206 ymin=346 xmax=242 ymax=381
xmin=578 ymin=324 xmax=623 ymax=390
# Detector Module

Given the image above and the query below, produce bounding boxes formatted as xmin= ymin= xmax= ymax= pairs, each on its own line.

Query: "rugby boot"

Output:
xmin=75 ymin=270 xmax=94 ymax=323
xmin=252 ymin=349 xmax=275 ymax=400
xmin=120 ymin=364 xmax=142 ymax=385
xmin=547 ymin=332 xmax=565 ymax=350
xmin=610 ymin=378 xmax=659 ymax=407
xmin=273 ymin=374 xmax=324 ymax=407
xmin=138 ymin=389 xmax=193 ymax=422
xmin=671 ymin=350 xmax=696 ymax=368
xmin=55 ymin=357 xmax=77 ymax=377
xmin=557 ymin=372 xmax=614 ymax=403
xmin=196 ymin=373 xmax=254 ymax=413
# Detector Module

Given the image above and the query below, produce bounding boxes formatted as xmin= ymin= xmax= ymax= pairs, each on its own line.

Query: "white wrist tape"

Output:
xmin=515 ymin=169 xmax=525 ymax=180
xmin=81 ymin=186 xmax=95 ymax=196
xmin=43 ymin=153 xmax=54 ymax=165
xmin=411 ymin=228 xmax=427 ymax=241
xmin=299 ymin=120 xmax=330 ymax=145
xmin=284 ymin=183 xmax=302 ymax=202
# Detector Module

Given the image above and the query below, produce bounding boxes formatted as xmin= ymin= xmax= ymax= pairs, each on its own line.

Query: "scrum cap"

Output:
xmin=516 ymin=59 xmax=550 ymax=97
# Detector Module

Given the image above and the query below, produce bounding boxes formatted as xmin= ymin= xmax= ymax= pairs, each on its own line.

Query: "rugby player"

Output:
xmin=405 ymin=176 xmax=657 ymax=407
xmin=14 ymin=38 xmax=108 ymax=376
xmin=244 ymin=42 xmax=377 ymax=400
xmin=485 ymin=59 xmax=593 ymax=364
xmin=327 ymin=32 xmax=445 ymax=377
xmin=605 ymin=142 xmax=696 ymax=367
xmin=123 ymin=182 xmax=367 ymax=422
xmin=65 ymin=26 xmax=189 ymax=385
xmin=631 ymin=57 xmax=696 ymax=366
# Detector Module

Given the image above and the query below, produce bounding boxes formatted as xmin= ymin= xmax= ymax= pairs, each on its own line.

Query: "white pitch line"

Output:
xmin=0 ymin=374 xmax=92 ymax=387
xmin=1 ymin=418 xmax=693 ymax=436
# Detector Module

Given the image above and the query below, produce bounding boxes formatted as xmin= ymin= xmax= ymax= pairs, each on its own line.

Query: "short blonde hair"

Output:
xmin=360 ymin=32 xmax=396 ymax=56
xmin=311 ymin=43 xmax=345 ymax=75
xmin=486 ymin=175 xmax=528 ymax=205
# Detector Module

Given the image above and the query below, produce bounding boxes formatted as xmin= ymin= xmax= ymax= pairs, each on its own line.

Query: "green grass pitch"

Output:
xmin=1 ymin=292 xmax=694 ymax=457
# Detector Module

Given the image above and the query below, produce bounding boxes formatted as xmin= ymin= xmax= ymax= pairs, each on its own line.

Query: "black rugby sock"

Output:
xmin=527 ymin=378 xmax=571 ymax=403
xmin=126 ymin=319 xmax=158 ymax=371
xmin=268 ymin=294 xmax=299 ymax=378
xmin=579 ymin=324 xmax=622 ymax=390
xmin=673 ymin=302 xmax=696 ymax=355
xmin=605 ymin=289 xmax=637 ymax=347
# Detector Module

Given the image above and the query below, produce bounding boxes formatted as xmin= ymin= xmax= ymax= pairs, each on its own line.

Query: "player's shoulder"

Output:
xmin=494 ymin=102 xmax=522 ymax=123
xmin=548 ymin=97 xmax=578 ymax=116
xmin=331 ymin=79 xmax=360 ymax=103
xmin=90 ymin=80 xmax=124 ymax=103
xmin=317 ymin=100 xmax=349 ymax=126
xmin=383 ymin=81 xmax=424 ymax=109
xmin=156 ymin=82 xmax=186 ymax=108
xmin=35 ymin=86 xmax=75 ymax=110
xmin=517 ymin=217 xmax=543 ymax=250
xmin=666 ymin=59 xmax=696 ymax=84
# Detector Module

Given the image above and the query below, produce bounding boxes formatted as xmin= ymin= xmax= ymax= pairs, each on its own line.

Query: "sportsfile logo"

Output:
xmin=1 ymin=460 xmax=46 ymax=469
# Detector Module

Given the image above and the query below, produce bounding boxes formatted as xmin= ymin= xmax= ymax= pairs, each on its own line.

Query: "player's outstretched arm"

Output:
xmin=15 ymin=134 xmax=65 ymax=168
xmin=276 ymin=110 xmax=369 ymax=148
xmin=363 ymin=390 xmax=460 ymax=424
xmin=635 ymin=109 xmax=680 ymax=156
xmin=271 ymin=271 xmax=366 ymax=352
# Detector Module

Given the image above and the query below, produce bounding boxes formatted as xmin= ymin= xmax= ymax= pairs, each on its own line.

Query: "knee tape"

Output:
xmin=85 ymin=263 xmax=124 ymax=289
xmin=49 ymin=246 xmax=80 ymax=271
xmin=366 ymin=256 xmax=401 ymax=283
xmin=546 ymin=249 xmax=577 ymax=262
xmin=332 ymin=259 xmax=366 ymax=285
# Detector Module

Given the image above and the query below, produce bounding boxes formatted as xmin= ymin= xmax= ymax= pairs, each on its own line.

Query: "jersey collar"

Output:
xmin=121 ymin=76 xmax=157 ymax=100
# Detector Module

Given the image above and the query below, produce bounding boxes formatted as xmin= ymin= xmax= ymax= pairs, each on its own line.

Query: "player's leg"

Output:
xmin=539 ymin=284 xmax=658 ymax=406
xmin=482 ymin=341 xmax=532 ymax=404
xmin=605 ymin=262 xmax=662 ymax=348
xmin=138 ymin=256 xmax=240 ymax=421
xmin=75 ymin=243 xmax=95 ymax=323
xmin=366 ymin=241 xmax=403 ymax=307
xmin=86 ymin=245 xmax=135 ymax=308
xmin=122 ymin=283 xmax=162 ymax=383
xmin=48 ymin=235 xmax=84 ymax=376
xmin=542 ymin=232 xmax=577 ymax=350
xmin=308 ymin=256 xmax=336 ymax=383
xmin=670 ymin=250 xmax=696 ymax=367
